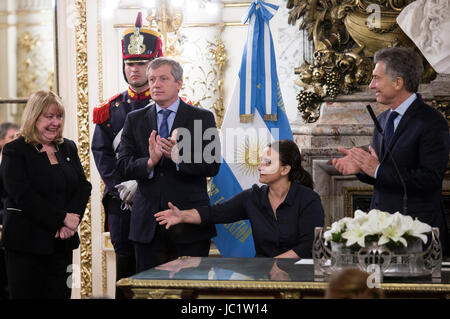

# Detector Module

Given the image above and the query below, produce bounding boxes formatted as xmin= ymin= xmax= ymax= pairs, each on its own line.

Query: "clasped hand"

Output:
xmin=147 ymin=130 xmax=179 ymax=169
xmin=55 ymin=213 xmax=80 ymax=240
xmin=332 ymin=146 xmax=379 ymax=177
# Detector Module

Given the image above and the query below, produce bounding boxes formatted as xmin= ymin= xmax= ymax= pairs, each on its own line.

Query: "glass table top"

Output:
xmin=129 ymin=257 xmax=450 ymax=284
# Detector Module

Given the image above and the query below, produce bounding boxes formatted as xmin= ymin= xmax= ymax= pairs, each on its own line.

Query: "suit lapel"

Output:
xmin=387 ymin=97 xmax=420 ymax=153
xmin=144 ymin=104 xmax=158 ymax=136
xmin=378 ymin=111 xmax=389 ymax=160
xmin=170 ymin=100 xmax=190 ymax=136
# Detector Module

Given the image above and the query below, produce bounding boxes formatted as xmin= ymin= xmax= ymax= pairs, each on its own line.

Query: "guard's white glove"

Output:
xmin=115 ymin=180 xmax=138 ymax=203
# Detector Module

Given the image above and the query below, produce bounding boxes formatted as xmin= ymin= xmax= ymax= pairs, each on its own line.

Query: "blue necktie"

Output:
xmin=159 ymin=109 xmax=171 ymax=139
xmin=384 ymin=111 xmax=399 ymax=149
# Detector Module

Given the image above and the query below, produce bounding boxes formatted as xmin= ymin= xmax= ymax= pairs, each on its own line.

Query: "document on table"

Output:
xmin=295 ymin=259 xmax=331 ymax=266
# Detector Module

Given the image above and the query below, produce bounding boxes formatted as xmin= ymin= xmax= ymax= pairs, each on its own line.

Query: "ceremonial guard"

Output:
xmin=91 ymin=12 xmax=163 ymax=297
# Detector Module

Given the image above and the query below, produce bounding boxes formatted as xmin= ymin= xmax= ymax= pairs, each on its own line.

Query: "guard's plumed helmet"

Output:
xmin=121 ymin=12 xmax=163 ymax=82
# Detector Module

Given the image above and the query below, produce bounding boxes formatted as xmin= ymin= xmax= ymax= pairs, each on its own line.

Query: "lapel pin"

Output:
xmin=66 ymin=157 xmax=71 ymax=162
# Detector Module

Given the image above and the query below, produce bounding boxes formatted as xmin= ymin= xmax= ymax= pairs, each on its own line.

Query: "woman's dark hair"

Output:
xmin=268 ymin=139 xmax=313 ymax=189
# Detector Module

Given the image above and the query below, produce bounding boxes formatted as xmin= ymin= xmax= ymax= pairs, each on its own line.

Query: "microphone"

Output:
xmin=366 ymin=104 xmax=408 ymax=215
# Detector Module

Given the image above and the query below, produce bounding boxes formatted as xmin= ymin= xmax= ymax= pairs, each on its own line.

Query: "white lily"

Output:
xmin=323 ymin=217 xmax=352 ymax=243
xmin=353 ymin=209 xmax=369 ymax=227
xmin=323 ymin=230 xmax=333 ymax=243
xmin=324 ymin=209 xmax=433 ymax=249
xmin=407 ymin=218 xmax=432 ymax=244
xmin=378 ymin=212 xmax=408 ymax=247
xmin=342 ymin=219 xmax=368 ymax=247
xmin=361 ymin=209 xmax=390 ymax=235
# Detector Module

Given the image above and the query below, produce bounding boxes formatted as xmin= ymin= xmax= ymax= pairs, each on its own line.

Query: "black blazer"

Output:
xmin=118 ymin=100 xmax=220 ymax=244
xmin=0 ymin=137 xmax=92 ymax=255
xmin=358 ymin=95 xmax=450 ymax=246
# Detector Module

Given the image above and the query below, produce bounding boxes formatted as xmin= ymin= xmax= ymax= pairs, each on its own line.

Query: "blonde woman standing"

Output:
xmin=0 ymin=91 xmax=91 ymax=299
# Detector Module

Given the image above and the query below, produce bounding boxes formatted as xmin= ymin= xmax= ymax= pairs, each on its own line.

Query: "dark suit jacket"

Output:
xmin=358 ymin=95 xmax=450 ymax=247
xmin=0 ymin=137 xmax=92 ymax=255
xmin=117 ymin=99 xmax=220 ymax=244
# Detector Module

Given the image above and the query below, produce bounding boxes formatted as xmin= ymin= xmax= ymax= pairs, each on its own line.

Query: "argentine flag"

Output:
xmin=210 ymin=0 xmax=294 ymax=257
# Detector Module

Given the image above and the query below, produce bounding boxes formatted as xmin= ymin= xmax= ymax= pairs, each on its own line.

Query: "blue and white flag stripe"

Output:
xmin=239 ymin=0 xmax=280 ymax=121
xmin=210 ymin=1 xmax=294 ymax=257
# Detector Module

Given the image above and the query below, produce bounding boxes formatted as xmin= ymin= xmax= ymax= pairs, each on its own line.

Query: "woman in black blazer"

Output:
xmin=155 ymin=139 xmax=324 ymax=258
xmin=0 ymin=91 xmax=91 ymax=299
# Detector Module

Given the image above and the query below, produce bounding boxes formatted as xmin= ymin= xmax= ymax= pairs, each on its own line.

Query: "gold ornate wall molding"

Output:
xmin=207 ymin=37 xmax=227 ymax=128
xmin=74 ymin=0 xmax=92 ymax=299
xmin=96 ymin=0 xmax=108 ymax=297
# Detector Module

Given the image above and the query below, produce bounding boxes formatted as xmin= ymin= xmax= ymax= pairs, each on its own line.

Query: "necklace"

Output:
xmin=34 ymin=143 xmax=59 ymax=154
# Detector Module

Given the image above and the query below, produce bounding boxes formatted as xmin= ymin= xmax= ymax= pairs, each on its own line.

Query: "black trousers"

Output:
xmin=134 ymin=225 xmax=211 ymax=273
xmin=104 ymin=196 xmax=136 ymax=299
xmin=0 ymin=248 xmax=8 ymax=299
xmin=5 ymin=249 xmax=73 ymax=299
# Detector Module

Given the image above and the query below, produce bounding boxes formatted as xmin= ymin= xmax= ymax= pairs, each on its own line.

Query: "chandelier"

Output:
xmin=144 ymin=0 xmax=220 ymax=54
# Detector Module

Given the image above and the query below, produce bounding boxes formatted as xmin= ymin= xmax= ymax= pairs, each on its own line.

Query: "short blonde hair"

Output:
xmin=19 ymin=90 xmax=65 ymax=145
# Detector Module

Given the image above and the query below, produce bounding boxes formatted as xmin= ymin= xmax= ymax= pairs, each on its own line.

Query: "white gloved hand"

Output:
xmin=114 ymin=180 xmax=138 ymax=202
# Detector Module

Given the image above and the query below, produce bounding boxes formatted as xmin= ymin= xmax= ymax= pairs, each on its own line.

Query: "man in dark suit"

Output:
xmin=117 ymin=57 xmax=221 ymax=272
xmin=333 ymin=47 xmax=450 ymax=254
xmin=91 ymin=12 xmax=163 ymax=290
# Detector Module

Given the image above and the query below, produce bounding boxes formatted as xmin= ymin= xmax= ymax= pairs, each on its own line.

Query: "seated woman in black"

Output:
xmin=155 ymin=139 xmax=324 ymax=258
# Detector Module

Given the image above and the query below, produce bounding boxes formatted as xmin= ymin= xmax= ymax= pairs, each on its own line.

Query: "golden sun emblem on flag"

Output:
xmin=235 ymin=138 xmax=267 ymax=177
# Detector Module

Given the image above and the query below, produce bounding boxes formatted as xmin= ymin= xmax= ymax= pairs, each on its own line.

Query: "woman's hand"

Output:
xmin=269 ymin=261 xmax=291 ymax=281
xmin=55 ymin=226 xmax=76 ymax=239
xmin=154 ymin=202 xmax=183 ymax=229
xmin=64 ymin=213 xmax=80 ymax=230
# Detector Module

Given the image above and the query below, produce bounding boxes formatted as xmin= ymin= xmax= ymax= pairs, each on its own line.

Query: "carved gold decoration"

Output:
xmin=287 ymin=0 xmax=434 ymax=123
xmin=280 ymin=291 xmax=302 ymax=299
xmin=17 ymin=32 xmax=40 ymax=100
xmin=18 ymin=31 xmax=39 ymax=53
xmin=163 ymin=32 xmax=184 ymax=57
xmin=343 ymin=0 xmax=415 ymax=57
xmin=224 ymin=2 xmax=253 ymax=8
xmin=145 ymin=289 xmax=184 ymax=299
xmin=207 ymin=37 xmax=227 ymax=128
xmin=118 ymin=277 xmax=450 ymax=299
xmin=75 ymin=0 xmax=92 ymax=299
xmin=183 ymin=37 xmax=226 ymax=128
xmin=432 ymin=99 xmax=450 ymax=122
xmin=47 ymin=71 xmax=55 ymax=92
xmin=16 ymin=30 xmax=53 ymax=121
xmin=97 ymin=0 xmax=107 ymax=296
xmin=118 ymin=277 xmax=328 ymax=291
xmin=432 ymin=100 xmax=450 ymax=177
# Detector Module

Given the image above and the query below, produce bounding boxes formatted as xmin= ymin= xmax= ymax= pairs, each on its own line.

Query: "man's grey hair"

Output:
xmin=0 ymin=122 xmax=18 ymax=139
xmin=147 ymin=57 xmax=183 ymax=82
xmin=374 ymin=47 xmax=424 ymax=93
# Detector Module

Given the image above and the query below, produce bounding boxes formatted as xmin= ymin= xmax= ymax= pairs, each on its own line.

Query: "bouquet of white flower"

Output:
xmin=323 ymin=209 xmax=432 ymax=248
